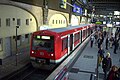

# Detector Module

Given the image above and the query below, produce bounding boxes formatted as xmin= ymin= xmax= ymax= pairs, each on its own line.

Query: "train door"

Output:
xmin=86 ymin=27 xmax=88 ymax=37
xmin=82 ymin=30 xmax=85 ymax=40
xmin=4 ymin=37 xmax=11 ymax=57
xmin=79 ymin=31 xmax=81 ymax=43
xmin=81 ymin=30 xmax=82 ymax=42
xmin=85 ymin=29 xmax=87 ymax=37
xmin=70 ymin=34 xmax=73 ymax=51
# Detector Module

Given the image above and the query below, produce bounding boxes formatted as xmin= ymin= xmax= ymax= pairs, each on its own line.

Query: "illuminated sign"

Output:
xmin=116 ymin=22 xmax=120 ymax=25
xmin=84 ymin=9 xmax=87 ymax=16
xmin=36 ymin=35 xmax=51 ymax=39
xmin=107 ymin=24 xmax=113 ymax=27
xmin=103 ymin=21 xmax=106 ymax=24
xmin=41 ymin=36 xmax=50 ymax=39
xmin=72 ymin=4 xmax=82 ymax=15
xmin=60 ymin=0 xmax=67 ymax=9
xmin=114 ymin=11 xmax=120 ymax=15
xmin=36 ymin=36 xmax=40 ymax=39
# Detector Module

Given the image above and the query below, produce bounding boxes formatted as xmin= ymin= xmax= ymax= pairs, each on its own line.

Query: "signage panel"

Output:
xmin=60 ymin=0 xmax=67 ymax=9
xmin=72 ymin=4 xmax=82 ymax=15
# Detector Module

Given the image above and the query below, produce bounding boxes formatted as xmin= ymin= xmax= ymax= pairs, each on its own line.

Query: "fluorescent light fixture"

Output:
xmin=107 ymin=24 xmax=113 ymax=27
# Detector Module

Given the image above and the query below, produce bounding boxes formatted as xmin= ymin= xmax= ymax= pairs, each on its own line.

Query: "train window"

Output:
xmin=83 ymin=30 xmax=86 ymax=39
xmin=0 ymin=38 xmax=3 ymax=51
xmin=17 ymin=19 xmax=21 ymax=26
xmin=6 ymin=18 xmax=10 ymax=27
xmin=88 ymin=28 xmax=90 ymax=34
xmin=32 ymin=35 xmax=54 ymax=52
xmin=74 ymin=33 xmax=80 ymax=42
xmin=0 ymin=18 xmax=1 ymax=27
xmin=62 ymin=37 xmax=68 ymax=51
xmin=26 ymin=19 xmax=29 ymax=25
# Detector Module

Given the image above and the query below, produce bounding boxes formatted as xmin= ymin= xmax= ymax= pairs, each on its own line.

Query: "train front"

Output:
xmin=30 ymin=31 xmax=56 ymax=69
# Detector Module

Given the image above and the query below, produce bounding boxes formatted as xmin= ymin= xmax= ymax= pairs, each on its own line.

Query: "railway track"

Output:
xmin=2 ymin=63 xmax=52 ymax=80
xmin=21 ymin=69 xmax=52 ymax=80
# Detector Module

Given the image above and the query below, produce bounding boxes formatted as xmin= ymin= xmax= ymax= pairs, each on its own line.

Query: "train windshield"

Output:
xmin=32 ymin=35 xmax=54 ymax=52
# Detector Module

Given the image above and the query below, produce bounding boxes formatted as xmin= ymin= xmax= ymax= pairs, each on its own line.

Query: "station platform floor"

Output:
xmin=68 ymin=39 xmax=120 ymax=80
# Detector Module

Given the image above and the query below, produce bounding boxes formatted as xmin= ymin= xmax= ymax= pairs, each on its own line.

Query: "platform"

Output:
xmin=68 ymin=37 xmax=120 ymax=80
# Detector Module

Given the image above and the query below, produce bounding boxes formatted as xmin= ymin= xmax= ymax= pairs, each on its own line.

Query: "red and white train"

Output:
xmin=30 ymin=24 xmax=95 ymax=69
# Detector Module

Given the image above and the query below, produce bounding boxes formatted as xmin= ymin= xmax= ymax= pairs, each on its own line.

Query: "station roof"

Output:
xmin=88 ymin=0 xmax=120 ymax=15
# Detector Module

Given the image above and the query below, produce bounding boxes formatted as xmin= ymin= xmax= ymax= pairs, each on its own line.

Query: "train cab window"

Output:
xmin=32 ymin=35 xmax=54 ymax=52
xmin=6 ymin=18 xmax=10 ymax=27
xmin=0 ymin=38 xmax=3 ymax=51
xmin=62 ymin=37 xmax=68 ymax=51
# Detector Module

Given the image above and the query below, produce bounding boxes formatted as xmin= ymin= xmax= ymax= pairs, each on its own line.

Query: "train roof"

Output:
xmin=33 ymin=24 xmax=94 ymax=37
xmin=49 ymin=24 xmax=89 ymax=33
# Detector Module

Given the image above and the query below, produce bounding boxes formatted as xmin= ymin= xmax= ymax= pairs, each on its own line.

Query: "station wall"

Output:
xmin=0 ymin=0 xmax=89 ymax=59
xmin=0 ymin=4 xmax=37 ymax=58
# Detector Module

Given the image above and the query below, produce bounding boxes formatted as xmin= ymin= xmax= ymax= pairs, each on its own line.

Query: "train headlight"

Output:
xmin=32 ymin=51 xmax=34 ymax=54
xmin=51 ymin=54 xmax=54 ymax=56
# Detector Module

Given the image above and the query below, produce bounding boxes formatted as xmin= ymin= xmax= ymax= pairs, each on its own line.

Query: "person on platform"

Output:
xmin=94 ymin=32 xmax=98 ymax=45
xmin=104 ymin=31 xmax=107 ymax=37
xmin=97 ymin=36 xmax=103 ymax=49
xmin=107 ymin=65 xmax=118 ymax=80
xmin=98 ymin=46 xmax=105 ymax=66
xmin=113 ymin=38 xmax=119 ymax=54
xmin=109 ymin=35 xmax=114 ymax=48
xmin=90 ymin=35 xmax=94 ymax=48
xmin=106 ymin=35 xmax=109 ymax=50
xmin=116 ymin=68 xmax=120 ymax=80
xmin=102 ymin=52 xmax=112 ymax=80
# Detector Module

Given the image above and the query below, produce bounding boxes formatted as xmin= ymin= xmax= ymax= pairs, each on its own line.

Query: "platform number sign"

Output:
xmin=59 ymin=0 xmax=67 ymax=9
